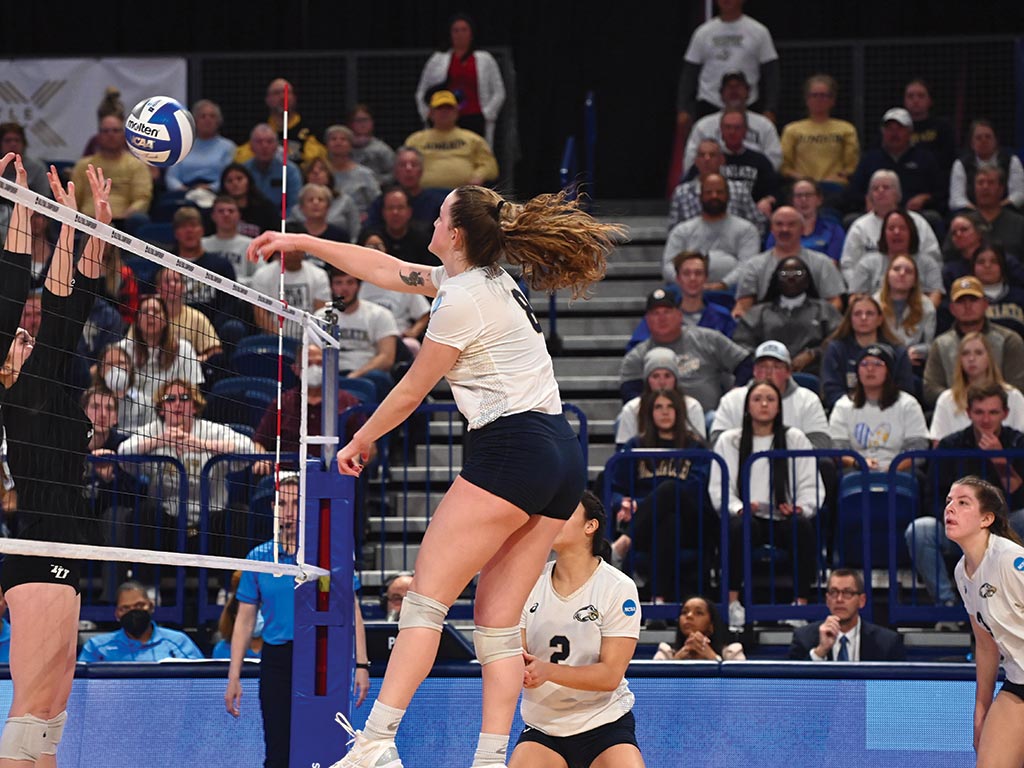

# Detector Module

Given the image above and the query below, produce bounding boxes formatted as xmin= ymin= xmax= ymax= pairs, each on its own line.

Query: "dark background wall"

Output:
xmin=6 ymin=1 xmax=1023 ymax=198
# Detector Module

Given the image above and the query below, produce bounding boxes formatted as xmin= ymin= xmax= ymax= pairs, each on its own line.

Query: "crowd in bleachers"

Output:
xmin=607 ymin=0 xmax=1024 ymax=638
xmin=1 ymin=1 xmax=1021 ymax=663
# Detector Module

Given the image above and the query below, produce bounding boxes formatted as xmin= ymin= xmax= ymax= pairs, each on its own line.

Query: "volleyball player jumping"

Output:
xmin=0 ymin=156 xmax=111 ymax=766
xmin=250 ymin=186 xmax=621 ymax=768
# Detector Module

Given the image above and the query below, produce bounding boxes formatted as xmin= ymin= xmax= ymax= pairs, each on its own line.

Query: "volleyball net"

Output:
xmin=0 ymin=175 xmax=342 ymax=592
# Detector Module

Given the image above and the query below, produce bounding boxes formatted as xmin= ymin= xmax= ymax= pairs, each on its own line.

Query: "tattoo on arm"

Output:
xmin=399 ymin=269 xmax=425 ymax=287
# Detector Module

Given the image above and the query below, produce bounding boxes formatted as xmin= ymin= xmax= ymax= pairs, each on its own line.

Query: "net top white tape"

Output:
xmin=0 ymin=177 xmax=339 ymax=350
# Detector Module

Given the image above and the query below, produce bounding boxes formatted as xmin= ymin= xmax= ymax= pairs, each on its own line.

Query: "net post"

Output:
xmin=290 ymin=465 xmax=356 ymax=767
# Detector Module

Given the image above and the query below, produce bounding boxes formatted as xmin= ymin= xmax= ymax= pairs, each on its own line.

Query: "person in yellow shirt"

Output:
xmin=780 ymin=74 xmax=859 ymax=196
xmin=234 ymin=78 xmax=327 ymax=168
xmin=71 ymin=115 xmax=152 ymax=232
xmin=404 ymin=90 xmax=498 ymax=190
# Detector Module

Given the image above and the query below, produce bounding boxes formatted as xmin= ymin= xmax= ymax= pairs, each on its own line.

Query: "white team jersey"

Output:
xmin=520 ymin=560 xmax=641 ymax=737
xmin=427 ymin=265 xmax=561 ymax=429
xmin=956 ymin=534 xmax=1024 ymax=684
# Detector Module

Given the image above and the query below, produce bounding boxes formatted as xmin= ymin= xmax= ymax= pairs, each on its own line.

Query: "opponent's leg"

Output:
xmin=0 ymin=583 xmax=79 ymax=768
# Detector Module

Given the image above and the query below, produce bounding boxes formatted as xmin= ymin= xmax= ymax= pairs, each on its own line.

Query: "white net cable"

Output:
xmin=0 ymin=176 xmax=334 ymax=581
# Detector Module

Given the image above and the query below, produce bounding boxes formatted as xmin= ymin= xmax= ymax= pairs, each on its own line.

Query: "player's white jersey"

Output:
xmin=956 ymin=534 xmax=1024 ymax=684
xmin=427 ymin=265 xmax=561 ymax=430
xmin=520 ymin=559 xmax=641 ymax=737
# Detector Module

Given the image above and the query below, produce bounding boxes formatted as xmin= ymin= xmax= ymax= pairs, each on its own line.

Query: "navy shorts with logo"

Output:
xmin=461 ymin=411 xmax=585 ymax=520
xmin=0 ymin=554 xmax=82 ymax=594
xmin=1001 ymin=680 xmax=1024 ymax=701
xmin=515 ymin=711 xmax=639 ymax=768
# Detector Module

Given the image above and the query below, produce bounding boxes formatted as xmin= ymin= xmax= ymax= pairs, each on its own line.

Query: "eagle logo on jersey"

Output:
xmin=529 ymin=603 xmax=538 ymax=613
xmin=573 ymin=605 xmax=600 ymax=622
xmin=980 ymin=583 xmax=997 ymax=598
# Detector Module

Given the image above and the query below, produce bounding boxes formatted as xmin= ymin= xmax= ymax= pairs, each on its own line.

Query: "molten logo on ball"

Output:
xmin=124 ymin=96 xmax=195 ymax=168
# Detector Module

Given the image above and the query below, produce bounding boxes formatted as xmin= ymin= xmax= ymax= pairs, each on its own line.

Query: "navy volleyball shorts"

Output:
xmin=1001 ymin=680 xmax=1024 ymax=701
xmin=0 ymin=554 xmax=82 ymax=594
xmin=461 ymin=411 xmax=585 ymax=520
xmin=515 ymin=711 xmax=639 ymax=768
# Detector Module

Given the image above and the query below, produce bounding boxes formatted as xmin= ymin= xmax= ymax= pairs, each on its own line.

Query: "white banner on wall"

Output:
xmin=0 ymin=57 xmax=187 ymax=163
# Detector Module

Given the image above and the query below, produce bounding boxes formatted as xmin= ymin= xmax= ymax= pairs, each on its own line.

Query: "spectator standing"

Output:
xmin=415 ymin=13 xmax=506 ymax=146
xmin=904 ymin=79 xmax=956 ymax=190
xmin=676 ymin=0 xmax=779 ymax=130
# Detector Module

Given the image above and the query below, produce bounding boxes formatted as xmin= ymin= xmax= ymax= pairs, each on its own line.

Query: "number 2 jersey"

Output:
xmin=427 ymin=265 xmax=561 ymax=430
xmin=520 ymin=559 xmax=641 ymax=737
xmin=956 ymin=533 xmax=1024 ymax=685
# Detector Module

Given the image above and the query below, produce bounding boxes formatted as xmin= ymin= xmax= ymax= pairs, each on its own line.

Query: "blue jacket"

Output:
xmin=627 ymin=302 xmax=736 ymax=351
xmin=78 ymin=623 xmax=205 ymax=662
xmin=608 ymin=437 xmax=711 ymax=512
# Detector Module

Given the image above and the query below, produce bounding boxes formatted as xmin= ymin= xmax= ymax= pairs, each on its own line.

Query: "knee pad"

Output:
xmin=397 ymin=590 xmax=449 ymax=632
xmin=0 ymin=711 xmax=66 ymax=761
xmin=473 ymin=625 xmax=522 ymax=665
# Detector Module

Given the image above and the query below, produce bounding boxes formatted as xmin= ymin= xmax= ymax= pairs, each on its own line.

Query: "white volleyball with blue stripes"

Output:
xmin=124 ymin=96 xmax=195 ymax=167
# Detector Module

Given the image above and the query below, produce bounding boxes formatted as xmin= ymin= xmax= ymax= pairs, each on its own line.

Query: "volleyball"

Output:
xmin=124 ymin=96 xmax=196 ymax=167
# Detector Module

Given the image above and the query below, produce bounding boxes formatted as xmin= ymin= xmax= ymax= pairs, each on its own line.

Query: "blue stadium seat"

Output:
xmin=204 ymin=376 xmax=278 ymax=427
xmin=792 ymin=372 xmax=821 ymax=393
xmin=835 ymin=471 xmax=918 ymax=568
xmin=232 ymin=349 xmax=298 ymax=388
xmin=234 ymin=334 xmax=300 ymax=361
xmin=338 ymin=377 xmax=377 ymax=403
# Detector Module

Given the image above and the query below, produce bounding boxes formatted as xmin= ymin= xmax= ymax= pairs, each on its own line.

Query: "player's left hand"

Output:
xmin=86 ymin=164 xmax=113 ymax=226
xmin=522 ymin=651 xmax=552 ymax=688
xmin=47 ymin=165 xmax=77 ymax=212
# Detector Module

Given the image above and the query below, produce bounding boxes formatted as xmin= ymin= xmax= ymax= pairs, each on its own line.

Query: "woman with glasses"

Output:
xmin=821 ymin=294 xmax=916 ymax=409
xmin=787 ymin=568 xmax=904 ymax=661
xmin=828 ymin=343 xmax=928 ymax=472
xmin=764 ymin=178 xmax=845 ymax=262
xmin=876 ymin=253 xmax=936 ymax=367
xmin=117 ymin=378 xmax=268 ymax=557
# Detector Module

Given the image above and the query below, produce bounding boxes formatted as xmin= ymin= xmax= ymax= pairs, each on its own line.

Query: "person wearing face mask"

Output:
xmin=93 ymin=343 xmax=148 ymax=431
xmin=78 ymin=581 xmax=204 ymax=661
xmin=732 ymin=256 xmax=842 ymax=376
xmin=253 ymin=342 xmax=369 ymax=460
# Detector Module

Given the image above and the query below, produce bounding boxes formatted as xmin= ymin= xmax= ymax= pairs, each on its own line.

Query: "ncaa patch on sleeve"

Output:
xmin=622 ymin=599 xmax=637 ymax=616
xmin=1013 ymin=556 xmax=1024 ymax=572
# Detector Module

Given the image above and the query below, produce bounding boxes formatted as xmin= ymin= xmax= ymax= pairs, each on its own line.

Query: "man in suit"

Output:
xmin=788 ymin=569 xmax=905 ymax=661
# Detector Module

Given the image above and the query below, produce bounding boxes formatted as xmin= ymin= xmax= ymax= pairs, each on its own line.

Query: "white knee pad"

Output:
xmin=397 ymin=590 xmax=449 ymax=632
xmin=0 ymin=711 xmax=67 ymax=761
xmin=473 ymin=625 xmax=522 ymax=665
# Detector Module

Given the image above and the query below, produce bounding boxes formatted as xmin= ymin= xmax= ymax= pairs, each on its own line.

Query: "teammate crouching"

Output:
xmin=511 ymin=492 xmax=645 ymax=768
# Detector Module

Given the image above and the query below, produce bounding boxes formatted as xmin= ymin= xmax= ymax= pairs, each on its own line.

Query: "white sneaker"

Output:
xmin=728 ymin=600 xmax=745 ymax=631
xmin=330 ymin=713 xmax=403 ymax=768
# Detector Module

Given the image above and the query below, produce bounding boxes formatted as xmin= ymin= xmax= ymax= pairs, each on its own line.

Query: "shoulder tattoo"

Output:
xmin=399 ymin=269 xmax=426 ymax=287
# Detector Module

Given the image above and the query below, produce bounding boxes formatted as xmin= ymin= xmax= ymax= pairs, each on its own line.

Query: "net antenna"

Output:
xmin=0 ymin=176 xmax=335 ymax=580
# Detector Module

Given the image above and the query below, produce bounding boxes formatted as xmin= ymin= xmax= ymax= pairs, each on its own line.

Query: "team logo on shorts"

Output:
xmin=1014 ymin=557 xmax=1024 ymax=572
xmin=980 ymin=583 xmax=997 ymax=598
xmin=622 ymin=599 xmax=637 ymax=616
xmin=573 ymin=605 xmax=600 ymax=622
xmin=529 ymin=603 xmax=539 ymax=613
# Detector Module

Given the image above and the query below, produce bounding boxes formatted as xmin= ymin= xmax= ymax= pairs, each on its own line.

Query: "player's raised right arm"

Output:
xmin=248 ymin=232 xmax=437 ymax=297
